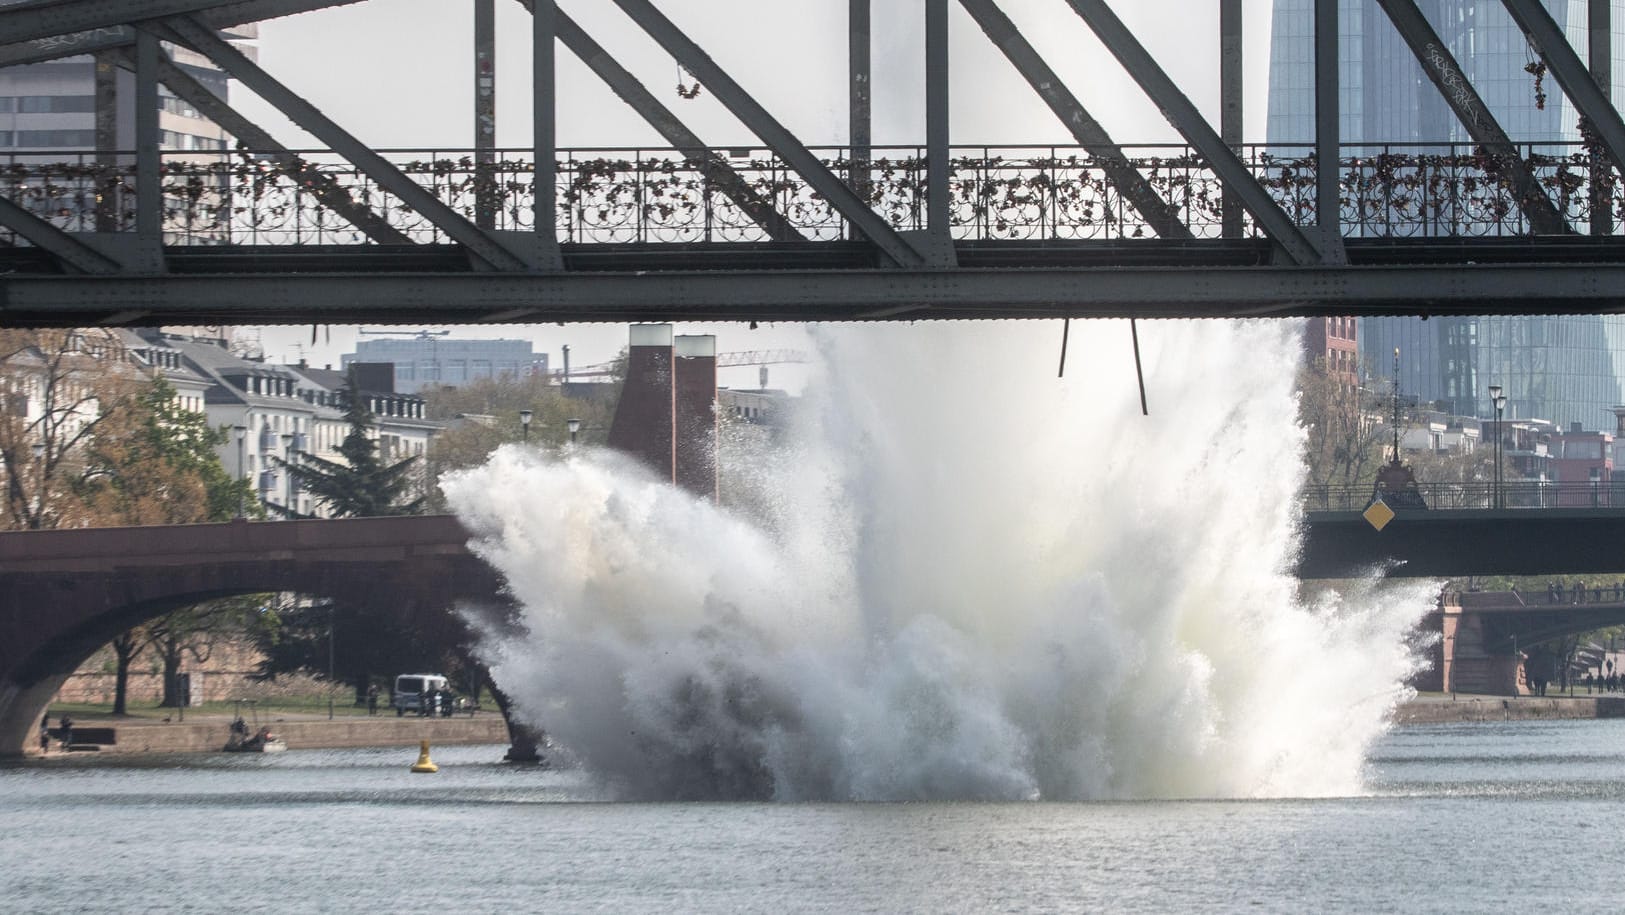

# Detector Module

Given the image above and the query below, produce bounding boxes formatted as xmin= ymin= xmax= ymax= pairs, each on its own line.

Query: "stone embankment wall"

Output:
xmin=55 ymin=715 xmax=506 ymax=755
xmin=55 ymin=638 xmax=317 ymax=706
xmin=1395 ymin=695 xmax=1625 ymax=724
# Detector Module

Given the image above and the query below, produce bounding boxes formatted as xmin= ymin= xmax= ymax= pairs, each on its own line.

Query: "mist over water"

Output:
xmin=443 ymin=320 xmax=1437 ymax=801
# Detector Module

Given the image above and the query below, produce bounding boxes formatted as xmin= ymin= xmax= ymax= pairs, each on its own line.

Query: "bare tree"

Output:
xmin=0 ymin=329 xmax=143 ymax=530
xmin=1297 ymin=356 xmax=1388 ymax=490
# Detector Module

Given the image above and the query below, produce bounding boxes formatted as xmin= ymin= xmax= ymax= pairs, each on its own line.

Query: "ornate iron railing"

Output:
xmin=1303 ymin=480 xmax=1625 ymax=512
xmin=0 ymin=142 xmax=1618 ymax=248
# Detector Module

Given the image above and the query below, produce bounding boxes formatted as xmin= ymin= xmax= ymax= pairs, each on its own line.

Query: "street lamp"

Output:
xmin=328 ymin=602 xmax=335 ymax=721
xmin=233 ymin=425 xmax=247 ymax=518
xmin=519 ymin=409 xmax=533 ymax=442
xmin=281 ymin=432 xmax=295 ymax=517
xmin=29 ymin=442 xmax=43 ymax=528
xmin=566 ymin=417 xmax=581 ymax=445
xmin=1489 ymin=385 xmax=1507 ymax=509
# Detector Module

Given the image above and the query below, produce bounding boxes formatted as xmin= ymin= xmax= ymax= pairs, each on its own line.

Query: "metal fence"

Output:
xmin=1 ymin=141 xmax=1615 ymax=247
xmin=1302 ymin=480 xmax=1625 ymax=512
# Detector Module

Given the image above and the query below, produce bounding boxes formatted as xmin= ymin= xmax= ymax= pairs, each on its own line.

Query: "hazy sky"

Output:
xmin=233 ymin=0 xmax=1279 ymax=387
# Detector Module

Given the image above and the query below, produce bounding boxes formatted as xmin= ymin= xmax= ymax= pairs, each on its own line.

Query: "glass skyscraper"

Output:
xmin=1268 ymin=0 xmax=1625 ymax=429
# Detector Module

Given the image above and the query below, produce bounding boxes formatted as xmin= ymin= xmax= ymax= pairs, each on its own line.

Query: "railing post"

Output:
xmin=848 ymin=0 xmax=871 ymax=240
xmin=1220 ymin=0 xmax=1243 ymax=239
xmin=474 ymin=0 xmax=497 ymax=231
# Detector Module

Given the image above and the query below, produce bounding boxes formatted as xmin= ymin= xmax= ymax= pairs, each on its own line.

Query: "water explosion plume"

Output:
xmin=443 ymin=321 xmax=1435 ymax=801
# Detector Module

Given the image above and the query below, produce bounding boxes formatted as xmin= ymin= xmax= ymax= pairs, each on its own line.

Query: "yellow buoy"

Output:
xmin=410 ymin=739 xmax=439 ymax=773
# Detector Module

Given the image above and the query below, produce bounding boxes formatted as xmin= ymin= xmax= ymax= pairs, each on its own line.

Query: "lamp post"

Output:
xmin=281 ymin=432 xmax=295 ymax=517
xmin=567 ymin=417 xmax=581 ymax=445
xmin=29 ymin=442 xmax=44 ymax=529
xmin=1489 ymin=385 xmax=1506 ymax=509
xmin=233 ymin=425 xmax=247 ymax=518
xmin=328 ymin=602 xmax=335 ymax=721
xmin=519 ymin=409 xmax=533 ymax=442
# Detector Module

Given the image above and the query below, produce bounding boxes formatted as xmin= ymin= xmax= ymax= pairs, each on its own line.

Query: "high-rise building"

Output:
xmin=343 ymin=336 xmax=548 ymax=394
xmin=1268 ymin=0 xmax=1625 ymax=428
xmin=0 ymin=12 xmax=246 ymax=158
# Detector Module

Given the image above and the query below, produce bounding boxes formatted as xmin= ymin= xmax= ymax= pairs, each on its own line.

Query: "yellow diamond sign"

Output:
xmin=1363 ymin=497 xmax=1396 ymax=531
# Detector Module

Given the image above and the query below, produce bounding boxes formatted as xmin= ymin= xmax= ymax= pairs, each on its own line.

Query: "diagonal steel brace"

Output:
xmin=1500 ymin=0 xmax=1625 ymax=181
xmin=609 ymin=0 xmax=927 ymax=267
xmin=512 ymin=1 xmax=805 ymax=242
xmin=957 ymin=0 xmax=1190 ymax=240
xmin=1061 ymin=0 xmax=1325 ymax=264
xmin=124 ymin=48 xmax=412 ymax=245
xmin=1376 ymin=0 xmax=1569 ymax=235
xmin=156 ymin=15 xmax=533 ymax=270
xmin=0 ymin=196 xmax=123 ymax=275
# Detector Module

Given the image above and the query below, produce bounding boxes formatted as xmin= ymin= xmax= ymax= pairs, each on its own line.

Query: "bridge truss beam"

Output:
xmin=157 ymin=14 xmax=536 ymax=271
xmin=1061 ymin=0 xmax=1325 ymax=265
xmin=6 ymin=260 xmax=1625 ymax=327
xmin=1375 ymin=0 xmax=1571 ymax=235
xmin=5 ymin=0 xmax=1625 ymax=322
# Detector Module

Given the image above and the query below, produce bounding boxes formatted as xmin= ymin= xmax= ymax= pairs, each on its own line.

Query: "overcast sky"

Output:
xmin=233 ymin=0 xmax=1279 ymax=388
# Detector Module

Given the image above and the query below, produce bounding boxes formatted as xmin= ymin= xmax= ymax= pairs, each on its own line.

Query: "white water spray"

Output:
xmin=444 ymin=320 xmax=1436 ymax=801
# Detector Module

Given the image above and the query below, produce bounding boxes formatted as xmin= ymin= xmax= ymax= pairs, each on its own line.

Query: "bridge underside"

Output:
xmin=1441 ymin=598 xmax=1625 ymax=695
xmin=7 ymin=240 xmax=1625 ymax=326
xmin=1300 ymin=510 xmax=1625 ymax=580
xmin=0 ymin=517 xmax=508 ymax=758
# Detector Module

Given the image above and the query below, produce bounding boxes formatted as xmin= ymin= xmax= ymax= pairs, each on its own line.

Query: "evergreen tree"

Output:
xmin=275 ymin=372 xmax=425 ymax=518
xmin=256 ymin=373 xmax=430 ymax=704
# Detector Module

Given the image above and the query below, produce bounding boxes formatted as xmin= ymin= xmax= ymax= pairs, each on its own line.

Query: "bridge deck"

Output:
xmin=7 ymin=145 xmax=1625 ymax=324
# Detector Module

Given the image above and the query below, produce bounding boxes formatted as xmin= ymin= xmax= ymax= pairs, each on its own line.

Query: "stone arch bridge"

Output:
xmin=0 ymin=515 xmax=508 ymax=758
xmin=10 ymin=507 xmax=1625 ymax=754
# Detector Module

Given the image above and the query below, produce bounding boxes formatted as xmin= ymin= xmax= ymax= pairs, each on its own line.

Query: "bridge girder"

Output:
xmin=1301 ymin=509 xmax=1625 ymax=580
xmin=4 ymin=259 xmax=1625 ymax=327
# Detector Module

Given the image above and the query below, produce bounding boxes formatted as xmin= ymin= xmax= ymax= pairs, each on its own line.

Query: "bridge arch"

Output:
xmin=0 ymin=516 xmax=508 ymax=757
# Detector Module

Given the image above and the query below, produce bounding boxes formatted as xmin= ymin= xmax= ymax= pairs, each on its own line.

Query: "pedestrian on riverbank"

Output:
xmin=59 ymin=714 xmax=73 ymax=749
xmin=367 ymin=685 xmax=379 ymax=716
xmin=39 ymin=713 xmax=49 ymax=754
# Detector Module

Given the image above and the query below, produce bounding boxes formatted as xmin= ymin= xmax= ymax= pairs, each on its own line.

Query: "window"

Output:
xmin=159 ymin=95 xmax=200 ymax=119
xmin=15 ymin=130 xmax=97 ymax=148
xmin=16 ymin=95 xmax=94 ymax=114
xmin=159 ymin=130 xmax=227 ymax=151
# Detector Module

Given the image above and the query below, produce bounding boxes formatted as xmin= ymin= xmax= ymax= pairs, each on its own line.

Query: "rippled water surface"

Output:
xmin=4 ymin=720 xmax=1625 ymax=913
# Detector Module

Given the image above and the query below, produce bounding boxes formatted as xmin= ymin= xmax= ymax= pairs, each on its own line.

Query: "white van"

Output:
xmin=392 ymin=673 xmax=450 ymax=716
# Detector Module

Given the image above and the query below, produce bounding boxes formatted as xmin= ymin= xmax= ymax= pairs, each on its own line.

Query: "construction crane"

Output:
xmin=562 ymin=350 xmax=808 ymax=381
xmin=358 ymin=329 xmax=452 ymax=340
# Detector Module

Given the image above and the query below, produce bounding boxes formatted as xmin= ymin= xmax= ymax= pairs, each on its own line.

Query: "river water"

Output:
xmin=3 ymin=719 xmax=1624 ymax=913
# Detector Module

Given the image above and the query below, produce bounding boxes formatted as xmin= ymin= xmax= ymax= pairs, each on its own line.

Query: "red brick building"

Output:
xmin=1305 ymin=316 xmax=1359 ymax=381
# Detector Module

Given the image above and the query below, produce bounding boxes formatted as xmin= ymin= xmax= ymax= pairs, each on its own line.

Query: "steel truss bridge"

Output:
xmin=5 ymin=0 xmax=1625 ymax=326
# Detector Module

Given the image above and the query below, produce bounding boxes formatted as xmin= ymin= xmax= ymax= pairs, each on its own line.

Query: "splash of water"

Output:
xmin=443 ymin=320 xmax=1436 ymax=801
